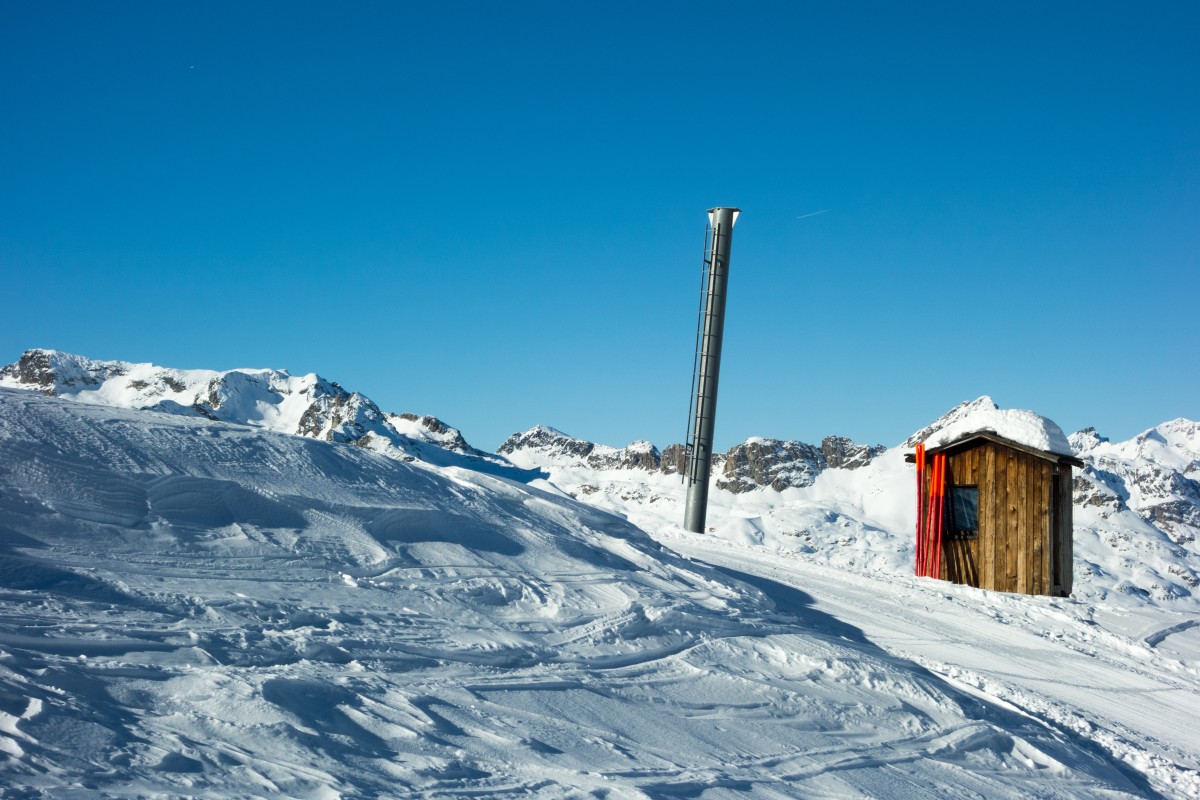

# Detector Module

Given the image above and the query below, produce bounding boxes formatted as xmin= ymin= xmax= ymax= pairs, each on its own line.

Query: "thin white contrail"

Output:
xmin=795 ymin=210 xmax=829 ymax=220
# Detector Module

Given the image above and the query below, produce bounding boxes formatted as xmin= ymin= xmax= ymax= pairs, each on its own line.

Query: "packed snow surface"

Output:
xmin=0 ymin=369 xmax=1198 ymax=797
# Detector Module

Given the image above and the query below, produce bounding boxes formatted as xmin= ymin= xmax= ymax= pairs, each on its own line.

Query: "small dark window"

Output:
xmin=948 ymin=486 xmax=979 ymax=538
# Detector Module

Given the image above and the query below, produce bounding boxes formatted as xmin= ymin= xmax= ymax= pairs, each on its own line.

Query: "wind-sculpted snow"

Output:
xmin=0 ymin=389 xmax=1175 ymax=797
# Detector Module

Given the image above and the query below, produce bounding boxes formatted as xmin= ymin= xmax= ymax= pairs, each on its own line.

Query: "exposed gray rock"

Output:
xmin=587 ymin=441 xmax=661 ymax=471
xmin=294 ymin=385 xmax=382 ymax=444
xmin=393 ymin=412 xmax=472 ymax=453
xmin=0 ymin=349 xmax=127 ymax=394
xmin=659 ymin=444 xmax=688 ymax=476
xmin=499 ymin=426 xmax=596 ymax=460
xmin=717 ymin=439 xmax=825 ymax=493
xmin=820 ymin=435 xmax=886 ymax=470
xmin=190 ymin=403 xmax=219 ymax=421
xmin=499 ymin=427 xmax=665 ymax=471
xmin=0 ymin=349 xmax=58 ymax=393
xmin=1073 ymin=468 xmax=1127 ymax=513
xmin=707 ymin=435 xmax=885 ymax=494
xmin=499 ymin=426 xmax=885 ymax=493
xmin=1128 ymin=468 xmax=1200 ymax=541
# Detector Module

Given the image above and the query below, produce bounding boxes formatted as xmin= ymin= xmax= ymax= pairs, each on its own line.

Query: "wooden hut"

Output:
xmin=906 ymin=432 xmax=1083 ymax=597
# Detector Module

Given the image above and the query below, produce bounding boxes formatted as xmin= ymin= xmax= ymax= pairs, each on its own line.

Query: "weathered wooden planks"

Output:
xmin=921 ymin=437 xmax=1074 ymax=597
xmin=983 ymin=444 xmax=997 ymax=589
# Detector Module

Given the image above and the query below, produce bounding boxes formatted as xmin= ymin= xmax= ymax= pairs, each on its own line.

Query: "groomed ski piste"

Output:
xmin=1 ymin=355 xmax=1198 ymax=798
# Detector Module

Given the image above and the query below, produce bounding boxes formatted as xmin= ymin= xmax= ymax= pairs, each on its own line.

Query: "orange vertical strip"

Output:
xmin=925 ymin=454 xmax=935 ymax=577
xmin=923 ymin=455 xmax=938 ymax=577
xmin=934 ymin=453 xmax=946 ymax=580
xmin=915 ymin=444 xmax=925 ymax=577
xmin=925 ymin=453 xmax=940 ymax=579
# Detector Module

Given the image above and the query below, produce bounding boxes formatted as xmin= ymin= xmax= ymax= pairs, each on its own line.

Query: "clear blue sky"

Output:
xmin=3 ymin=2 xmax=1197 ymax=451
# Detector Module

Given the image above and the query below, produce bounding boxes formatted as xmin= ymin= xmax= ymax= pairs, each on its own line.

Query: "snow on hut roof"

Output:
xmin=925 ymin=404 xmax=1074 ymax=457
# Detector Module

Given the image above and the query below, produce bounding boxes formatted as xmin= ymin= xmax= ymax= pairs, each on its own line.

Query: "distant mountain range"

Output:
xmin=0 ymin=348 xmax=512 ymax=474
xmin=4 ymin=348 xmax=1198 ymax=603
xmin=0 ymin=349 xmax=889 ymax=492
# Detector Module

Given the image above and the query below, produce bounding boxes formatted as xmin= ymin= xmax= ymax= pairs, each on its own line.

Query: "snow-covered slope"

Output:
xmin=1 ymin=387 xmax=1191 ymax=797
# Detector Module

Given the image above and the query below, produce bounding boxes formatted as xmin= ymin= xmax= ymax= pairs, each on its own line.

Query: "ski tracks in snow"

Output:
xmin=656 ymin=531 xmax=1200 ymax=798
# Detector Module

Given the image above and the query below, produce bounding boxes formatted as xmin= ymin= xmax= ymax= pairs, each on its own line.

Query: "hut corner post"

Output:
xmin=683 ymin=207 xmax=739 ymax=533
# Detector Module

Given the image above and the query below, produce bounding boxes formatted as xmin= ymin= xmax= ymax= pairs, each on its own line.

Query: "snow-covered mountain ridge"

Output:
xmin=498 ymin=425 xmax=886 ymax=493
xmin=1 ymin=349 xmax=886 ymax=493
xmin=0 ymin=348 xmax=506 ymax=473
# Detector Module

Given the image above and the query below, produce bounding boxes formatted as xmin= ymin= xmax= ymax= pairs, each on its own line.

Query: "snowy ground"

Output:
xmin=652 ymin=530 xmax=1200 ymax=799
xmin=1 ymin=388 xmax=1197 ymax=798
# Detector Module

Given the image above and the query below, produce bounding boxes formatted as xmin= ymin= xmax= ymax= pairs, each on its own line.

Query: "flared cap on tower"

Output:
xmin=707 ymin=207 xmax=741 ymax=227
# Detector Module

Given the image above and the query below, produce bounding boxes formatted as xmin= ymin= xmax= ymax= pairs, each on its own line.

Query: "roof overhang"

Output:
xmin=903 ymin=431 xmax=1084 ymax=468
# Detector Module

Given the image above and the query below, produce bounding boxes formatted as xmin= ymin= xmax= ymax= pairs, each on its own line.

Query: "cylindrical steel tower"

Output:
xmin=683 ymin=206 xmax=739 ymax=533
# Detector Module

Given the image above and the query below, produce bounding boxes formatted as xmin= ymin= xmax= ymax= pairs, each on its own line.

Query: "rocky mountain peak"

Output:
xmin=498 ymin=426 xmax=596 ymax=460
xmin=717 ymin=438 xmax=824 ymax=493
xmin=500 ymin=426 xmax=884 ymax=493
xmin=499 ymin=427 xmax=663 ymax=472
xmin=387 ymin=412 xmax=472 ymax=453
xmin=588 ymin=440 xmax=662 ymax=472
xmin=820 ymin=435 xmax=887 ymax=470
xmin=0 ymin=349 xmax=128 ymax=394
xmin=713 ymin=435 xmax=886 ymax=494
xmin=1139 ymin=419 xmax=1200 ymax=460
xmin=1069 ymin=427 xmax=1110 ymax=455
